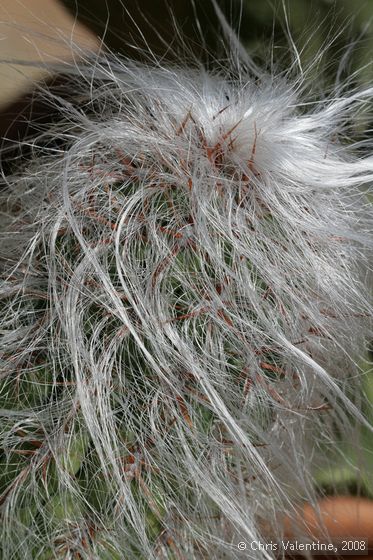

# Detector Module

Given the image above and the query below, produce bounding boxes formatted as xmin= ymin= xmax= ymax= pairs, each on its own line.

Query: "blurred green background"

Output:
xmin=61 ymin=0 xmax=373 ymax=85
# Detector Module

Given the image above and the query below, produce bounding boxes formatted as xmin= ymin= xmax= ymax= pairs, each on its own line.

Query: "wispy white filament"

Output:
xmin=0 ymin=23 xmax=373 ymax=560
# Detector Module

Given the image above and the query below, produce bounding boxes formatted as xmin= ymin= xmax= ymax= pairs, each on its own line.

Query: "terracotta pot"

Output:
xmin=283 ymin=496 xmax=373 ymax=558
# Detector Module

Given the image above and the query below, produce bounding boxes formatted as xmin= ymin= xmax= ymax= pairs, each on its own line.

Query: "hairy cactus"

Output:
xmin=1 ymin=22 xmax=373 ymax=560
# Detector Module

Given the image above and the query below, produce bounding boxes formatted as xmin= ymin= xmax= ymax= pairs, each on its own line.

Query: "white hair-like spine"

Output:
xmin=0 ymin=18 xmax=373 ymax=560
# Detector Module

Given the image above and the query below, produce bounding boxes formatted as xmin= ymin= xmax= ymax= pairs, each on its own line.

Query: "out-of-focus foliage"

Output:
xmin=315 ymin=357 xmax=373 ymax=498
xmin=242 ymin=0 xmax=373 ymax=87
xmin=61 ymin=0 xmax=373 ymax=86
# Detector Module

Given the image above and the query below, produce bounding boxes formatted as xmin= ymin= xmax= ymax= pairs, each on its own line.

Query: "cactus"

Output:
xmin=1 ymin=19 xmax=373 ymax=560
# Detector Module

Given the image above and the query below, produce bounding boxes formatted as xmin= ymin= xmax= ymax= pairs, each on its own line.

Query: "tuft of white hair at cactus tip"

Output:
xmin=0 ymin=48 xmax=373 ymax=559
